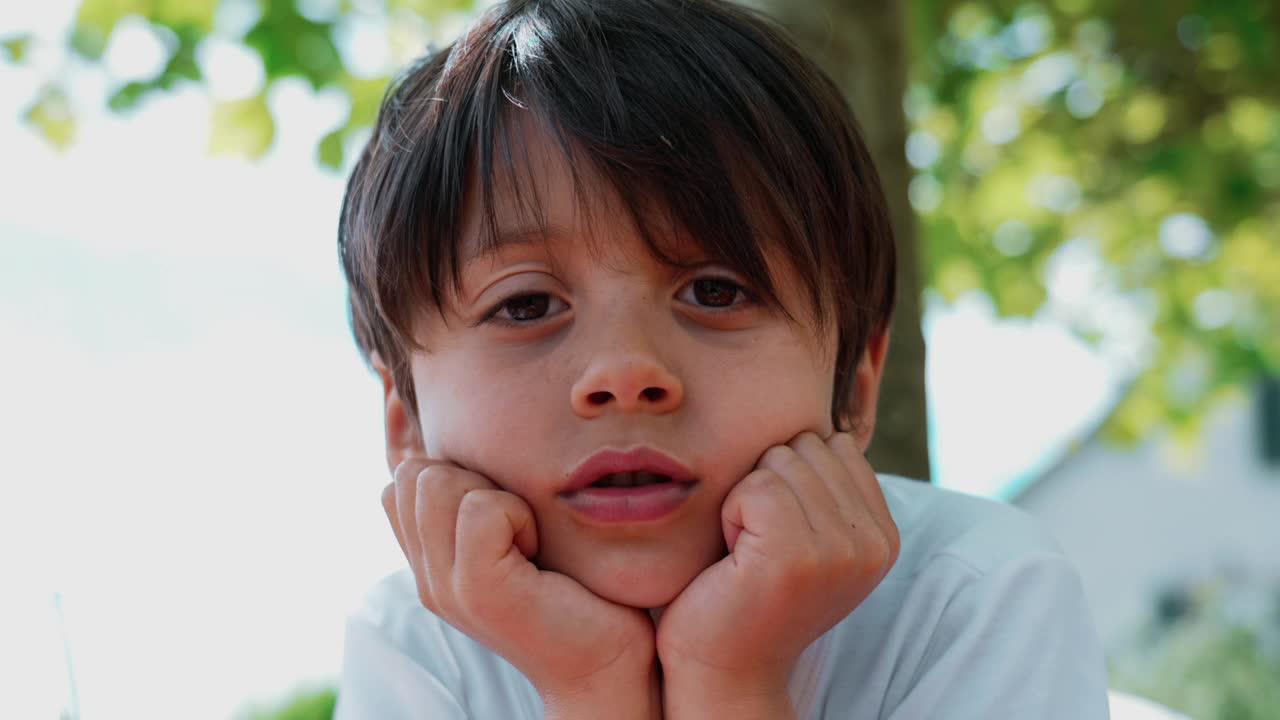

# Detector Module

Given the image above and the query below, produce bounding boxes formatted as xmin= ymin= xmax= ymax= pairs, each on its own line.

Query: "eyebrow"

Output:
xmin=460 ymin=224 xmax=566 ymax=265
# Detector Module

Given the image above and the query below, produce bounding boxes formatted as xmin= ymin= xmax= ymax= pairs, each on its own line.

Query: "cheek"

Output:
xmin=415 ymin=357 xmax=563 ymax=493
xmin=689 ymin=336 xmax=835 ymax=480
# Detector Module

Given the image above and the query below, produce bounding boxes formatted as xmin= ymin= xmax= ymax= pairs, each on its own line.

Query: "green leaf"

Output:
xmin=150 ymin=0 xmax=218 ymax=33
xmin=1 ymin=33 xmax=33 ymax=63
xmin=107 ymin=81 xmax=150 ymax=111
xmin=237 ymin=686 xmax=336 ymax=720
xmin=69 ymin=24 xmax=109 ymax=60
xmin=389 ymin=0 xmax=475 ymax=22
xmin=209 ymin=92 xmax=275 ymax=159
xmin=155 ymin=24 xmax=204 ymax=86
xmin=76 ymin=0 xmax=146 ymax=30
xmin=243 ymin=4 xmax=342 ymax=90
xmin=23 ymin=86 xmax=76 ymax=149
xmin=343 ymin=74 xmax=392 ymax=128
xmin=318 ymin=127 xmax=346 ymax=170
xmin=71 ymin=0 xmax=146 ymax=59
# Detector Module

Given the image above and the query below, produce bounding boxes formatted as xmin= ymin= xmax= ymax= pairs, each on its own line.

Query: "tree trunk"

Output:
xmin=752 ymin=0 xmax=932 ymax=481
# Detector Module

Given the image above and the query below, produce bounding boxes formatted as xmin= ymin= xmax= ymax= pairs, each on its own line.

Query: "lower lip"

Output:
xmin=560 ymin=482 xmax=696 ymax=523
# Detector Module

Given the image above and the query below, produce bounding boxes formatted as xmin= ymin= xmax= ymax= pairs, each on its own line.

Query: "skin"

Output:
xmin=377 ymin=117 xmax=900 ymax=719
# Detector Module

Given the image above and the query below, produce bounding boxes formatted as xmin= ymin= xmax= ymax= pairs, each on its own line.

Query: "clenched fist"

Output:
xmin=382 ymin=458 xmax=661 ymax=719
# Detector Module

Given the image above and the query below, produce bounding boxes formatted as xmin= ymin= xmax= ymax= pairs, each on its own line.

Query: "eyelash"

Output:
xmin=480 ymin=293 xmax=568 ymax=327
xmin=679 ymin=276 xmax=756 ymax=311
xmin=478 ymin=275 xmax=755 ymax=327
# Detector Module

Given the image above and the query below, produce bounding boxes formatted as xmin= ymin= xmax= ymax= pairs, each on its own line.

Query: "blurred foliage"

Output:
xmin=1 ymin=33 xmax=33 ymax=61
xmin=909 ymin=0 xmax=1280 ymax=447
xmin=1110 ymin=574 xmax=1280 ymax=719
xmin=9 ymin=0 xmax=1280 ymax=449
xmin=235 ymin=685 xmax=336 ymax=720
xmin=24 ymin=85 xmax=77 ymax=149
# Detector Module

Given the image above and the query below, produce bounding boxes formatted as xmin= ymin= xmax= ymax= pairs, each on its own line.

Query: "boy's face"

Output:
xmin=382 ymin=119 xmax=881 ymax=609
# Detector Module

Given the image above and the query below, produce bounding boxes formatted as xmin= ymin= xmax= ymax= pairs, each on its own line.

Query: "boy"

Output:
xmin=333 ymin=0 xmax=1111 ymax=717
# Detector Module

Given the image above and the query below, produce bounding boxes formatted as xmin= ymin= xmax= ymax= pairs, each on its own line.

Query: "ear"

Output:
xmin=373 ymin=353 xmax=426 ymax=471
xmin=846 ymin=327 xmax=890 ymax=453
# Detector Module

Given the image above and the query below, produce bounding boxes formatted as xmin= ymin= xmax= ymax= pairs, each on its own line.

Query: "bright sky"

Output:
xmin=0 ymin=5 xmax=1122 ymax=718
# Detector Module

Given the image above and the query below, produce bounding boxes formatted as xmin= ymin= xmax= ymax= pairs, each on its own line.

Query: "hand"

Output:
xmin=656 ymin=432 xmax=900 ymax=716
xmin=382 ymin=458 xmax=661 ymax=717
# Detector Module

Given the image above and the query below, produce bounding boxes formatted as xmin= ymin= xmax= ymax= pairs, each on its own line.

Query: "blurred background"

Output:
xmin=0 ymin=0 xmax=1276 ymax=717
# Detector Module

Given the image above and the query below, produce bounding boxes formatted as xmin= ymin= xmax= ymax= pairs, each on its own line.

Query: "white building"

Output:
xmin=1011 ymin=379 xmax=1280 ymax=649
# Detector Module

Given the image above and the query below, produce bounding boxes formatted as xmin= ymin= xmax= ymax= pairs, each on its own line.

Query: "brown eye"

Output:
xmin=502 ymin=294 xmax=551 ymax=321
xmin=691 ymin=278 xmax=740 ymax=307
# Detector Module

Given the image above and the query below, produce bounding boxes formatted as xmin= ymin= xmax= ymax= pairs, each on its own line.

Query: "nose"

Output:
xmin=570 ymin=352 xmax=684 ymax=418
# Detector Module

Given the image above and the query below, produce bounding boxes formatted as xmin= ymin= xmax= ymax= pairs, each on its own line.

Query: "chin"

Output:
xmin=577 ymin=559 xmax=704 ymax=610
xmin=589 ymin=575 xmax=687 ymax=610
xmin=541 ymin=524 xmax=727 ymax=609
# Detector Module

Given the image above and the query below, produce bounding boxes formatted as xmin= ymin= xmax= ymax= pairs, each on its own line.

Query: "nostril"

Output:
xmin=588 ymin=391 xmax=613 ymax=405
xmin=642 ymin=387 xmax=666 ymax=402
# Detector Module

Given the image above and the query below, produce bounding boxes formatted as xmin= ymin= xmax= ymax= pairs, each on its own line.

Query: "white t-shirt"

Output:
xmin=334 ymin=475 xmax=1112 ymax=719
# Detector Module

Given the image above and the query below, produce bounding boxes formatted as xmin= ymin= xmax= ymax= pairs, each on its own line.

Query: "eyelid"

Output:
xmin=676 ymin=271 xmax=757 ymax=310
xmin=475 ymin=291 xmax=569 ymax=327
xmin=465 ymin=269 xmax=562 ymax=322
xmin=461 ymin=263 xmax=557 ymax=308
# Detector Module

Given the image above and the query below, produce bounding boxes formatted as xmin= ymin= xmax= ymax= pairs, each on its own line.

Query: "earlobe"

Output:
xmin=847 ymin=328 xmax=891 ymax=453
xmin=374 ymin=354 xmax=426 ymax=471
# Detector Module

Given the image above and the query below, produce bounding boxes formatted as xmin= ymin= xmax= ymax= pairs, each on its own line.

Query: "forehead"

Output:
xmin=457 ymin=112 xmax=695 ymax=266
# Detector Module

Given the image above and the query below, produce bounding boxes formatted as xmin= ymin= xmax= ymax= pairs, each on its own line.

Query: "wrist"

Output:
xmin=540 ymin=657 xmax=662 ymax=720
xmin=661 ymin=665 xmax=795 ymax=720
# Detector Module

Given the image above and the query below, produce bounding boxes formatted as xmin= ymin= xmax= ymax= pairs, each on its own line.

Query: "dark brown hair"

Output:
xmin=338 ymin=0 xmax=896 ymax=430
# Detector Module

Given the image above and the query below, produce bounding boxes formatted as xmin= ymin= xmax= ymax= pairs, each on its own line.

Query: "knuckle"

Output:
xmin=741 ymin=468 xmax=782 ymax=494
xmin=829 ymin=538 xmax=861 ymax=575
xmin=457 ymin=488 xmax=495 ymax=516
xmin=830 ymin=431 xmax=858 ymax=451
xmin=789 ymin=431 xmax=824 ymax=451
xmin=457 ymin=490 xmax=513 ymax=533
xmin=394 ymin=457 xmax=429 ymax=484
xmin=415 ymin=579 xmax=439 ymax=613
xmin=417 ymin=463 xmax=455 ymax=488
xmin=860 ymin=531 xmax=896 ymax=574
xmin=882 ymin=528 xmax=902 ymax=569
xmin=884 ymin=521 xmax=902 ymax=562
xmin=760 ymin=444 xmax=799 ymax=469
xmin=826 ymin=432 xmax=856 ymax=458
xmin=831 ymin=432 xmax=866 ymax=463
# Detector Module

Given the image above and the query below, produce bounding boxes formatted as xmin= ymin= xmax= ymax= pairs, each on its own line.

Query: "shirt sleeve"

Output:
xmin=884 ymin=551 xmax=1111 ymax=720
xmin=332 ymin=615 xmax=469 ymax=720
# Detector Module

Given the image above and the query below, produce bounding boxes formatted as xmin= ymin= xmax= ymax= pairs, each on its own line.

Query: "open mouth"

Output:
xmin=589 ymin=471 xmax=674 ymax=489
xmin=562 ymin=446 xmax=695 ymax=497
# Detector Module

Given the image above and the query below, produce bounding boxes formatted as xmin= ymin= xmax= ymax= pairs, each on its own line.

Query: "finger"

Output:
xmin=756 ymin=442 xmax=841 ymax=536
xmin=454 ymin=489 xmax=539 ymax=583
xmin=391 ymin=458 xmax=430 ymax=566
xmin=415 ymin=464 xmax=481 ymax=582
xmin=381 ymin=481 xmax=410 ymax=561
xmin=788 ymin=432 xmax=858 ymax=525
xmin=416 ymin=464 xmax=520 ymax=577
xmin=721 ymin=468 xmax=808 ymax=553
xmin=827 ymin=434 xmax=894 ymax=528
xmin=828 ymin=433 xmax=900 ymax=563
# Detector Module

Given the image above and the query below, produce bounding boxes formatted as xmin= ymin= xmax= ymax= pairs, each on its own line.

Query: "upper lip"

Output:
xmin=561 ymin=446 xmax=696 ymax=493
